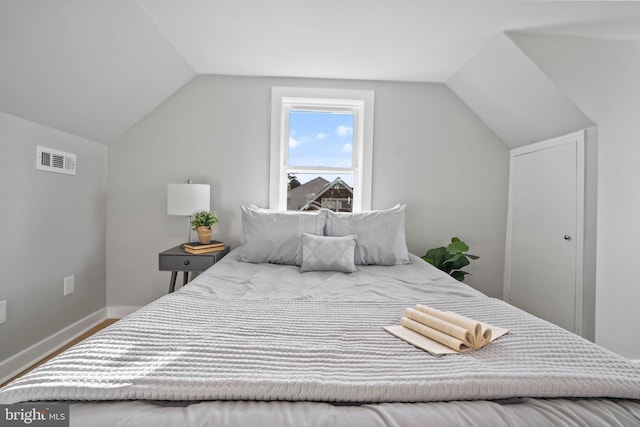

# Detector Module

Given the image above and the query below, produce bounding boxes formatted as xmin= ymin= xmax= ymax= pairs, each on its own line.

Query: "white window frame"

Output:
xmin=269 ymin=87 xmax=374 ymax=212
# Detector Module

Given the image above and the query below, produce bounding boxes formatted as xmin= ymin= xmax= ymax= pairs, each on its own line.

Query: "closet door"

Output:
xmin=505 ymin=131 xmax=584 ymax=335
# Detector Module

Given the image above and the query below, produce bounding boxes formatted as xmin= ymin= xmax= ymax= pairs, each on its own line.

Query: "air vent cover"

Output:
xmin=36 ymin=145 xmax=76 ymax=175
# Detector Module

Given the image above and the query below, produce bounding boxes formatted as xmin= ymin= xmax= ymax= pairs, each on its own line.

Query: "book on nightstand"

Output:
xmin=182 ymin=240 xmax=225 ymax=254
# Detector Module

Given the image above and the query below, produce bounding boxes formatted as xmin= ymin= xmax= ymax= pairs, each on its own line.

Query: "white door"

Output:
xmin=505 ymin=132 xmax=584 ymax=335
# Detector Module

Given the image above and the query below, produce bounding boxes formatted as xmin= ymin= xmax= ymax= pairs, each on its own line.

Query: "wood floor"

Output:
xmin=1 ymin=318 xmax=118 ymax=388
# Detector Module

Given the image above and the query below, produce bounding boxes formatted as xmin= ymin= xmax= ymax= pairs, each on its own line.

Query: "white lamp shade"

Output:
xmin=167 ymin=183 xmax=210 ymax=216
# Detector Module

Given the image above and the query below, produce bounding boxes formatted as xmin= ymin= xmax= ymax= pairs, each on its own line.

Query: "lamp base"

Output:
xmin=187 ymin=215 xmax=193 ymax=244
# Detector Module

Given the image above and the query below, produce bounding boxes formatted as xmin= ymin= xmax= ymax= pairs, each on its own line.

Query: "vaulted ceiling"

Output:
xmin=2 ymin=0 xmax=640 ymax=145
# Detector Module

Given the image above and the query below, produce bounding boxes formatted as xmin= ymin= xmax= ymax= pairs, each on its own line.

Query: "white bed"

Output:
xmin=2 ymin=206 xmax=640 ymax=426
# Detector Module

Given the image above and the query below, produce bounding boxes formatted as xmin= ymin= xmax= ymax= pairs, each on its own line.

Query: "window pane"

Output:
xmin=288 ymin=110 xmax=354 ymax=168
xmin=287 ymin=173 xmax=353 ymax=212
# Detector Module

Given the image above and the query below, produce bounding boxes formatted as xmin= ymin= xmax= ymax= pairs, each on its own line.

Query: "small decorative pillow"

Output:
xmin=324 ymin=204 xmax=410 ymax=265
xmin=300 ymin=233 xmax=358 ymax=273
xmin=240 ymin=205 xmax=326 ymax=265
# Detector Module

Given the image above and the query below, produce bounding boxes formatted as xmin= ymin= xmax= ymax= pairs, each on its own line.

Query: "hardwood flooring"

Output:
xmin=1 ymin=318 xmax=118 ymax=387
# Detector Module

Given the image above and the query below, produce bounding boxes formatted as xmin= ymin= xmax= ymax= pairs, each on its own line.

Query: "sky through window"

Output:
xmin=288 ymin=110 xmax=354 ymax=185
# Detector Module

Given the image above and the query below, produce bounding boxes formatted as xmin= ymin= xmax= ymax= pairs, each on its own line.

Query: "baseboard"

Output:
xmin=107 ymin=305 xmax=140 ymax=318
xmin=0 ymin=308 xmax=107 ymax=385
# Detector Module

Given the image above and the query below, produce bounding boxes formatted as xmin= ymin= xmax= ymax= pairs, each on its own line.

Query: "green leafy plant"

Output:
xmin=421 ymin=237 xmax=479 ymax=282
xmin=190 ymin=211 xmax=218 ymax=229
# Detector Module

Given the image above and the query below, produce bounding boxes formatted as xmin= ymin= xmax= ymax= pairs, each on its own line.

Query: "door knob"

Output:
xmin=564 ymin=235 xmax=571 ymax=241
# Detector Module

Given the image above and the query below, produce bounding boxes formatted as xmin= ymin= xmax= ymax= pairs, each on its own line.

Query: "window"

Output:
xmin=270 ymin=87 xmax=374 ymax=212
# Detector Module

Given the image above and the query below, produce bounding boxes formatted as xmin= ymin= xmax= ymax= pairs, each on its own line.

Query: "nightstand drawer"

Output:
xmin=159 ymin=255 xmax=215 ymax=271
xmin=159 ymin=245 xmax=230 ymax=293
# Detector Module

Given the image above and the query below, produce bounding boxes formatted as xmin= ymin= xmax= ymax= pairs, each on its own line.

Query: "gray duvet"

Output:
xmin=2 ymin=249 xmax=640 ymax=426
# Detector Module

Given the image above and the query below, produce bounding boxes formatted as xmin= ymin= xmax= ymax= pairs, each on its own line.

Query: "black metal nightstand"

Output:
xmin=159 ymin=244 xmax=230 ymax=293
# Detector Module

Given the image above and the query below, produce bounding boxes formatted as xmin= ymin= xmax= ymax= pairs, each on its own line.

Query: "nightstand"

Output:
xmin=159 ymin=244 xmax=230 ymax=293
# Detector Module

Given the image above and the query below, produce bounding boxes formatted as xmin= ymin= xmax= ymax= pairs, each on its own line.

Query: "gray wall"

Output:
xmin=107 ymin=75 xmax=509 ymax=307
xmin=510 ymin=34 xmax=640 ymax=359
xmin=0 ymin=111 xmax=107 ymax=361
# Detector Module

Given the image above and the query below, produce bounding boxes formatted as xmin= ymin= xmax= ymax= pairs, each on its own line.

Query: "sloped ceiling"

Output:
xmin=447 ymin=33 xmax=595 ymax=148
xmin=0 ymin=0 xmax=195 ymax=144
xmin=1 ymin=1 xmax=640 ymax=144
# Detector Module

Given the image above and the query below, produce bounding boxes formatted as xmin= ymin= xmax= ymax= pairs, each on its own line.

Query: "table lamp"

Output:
xmin=167 ymin=180 xmax=210 ymax=243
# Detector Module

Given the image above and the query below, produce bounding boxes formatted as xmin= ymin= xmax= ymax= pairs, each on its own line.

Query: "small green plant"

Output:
xmin=421 ymin=237 xmax=479 ymax=282
xmin=190 ymin=211 xmax=218 ymax=229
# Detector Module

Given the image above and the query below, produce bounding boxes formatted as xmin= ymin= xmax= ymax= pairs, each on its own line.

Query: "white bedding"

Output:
xmin=2 ymin=249 xmax=640 ymax=426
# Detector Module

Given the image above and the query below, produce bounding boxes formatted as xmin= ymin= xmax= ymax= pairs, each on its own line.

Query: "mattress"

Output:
xmin=2 ymin=249 xmax=640 ymax=426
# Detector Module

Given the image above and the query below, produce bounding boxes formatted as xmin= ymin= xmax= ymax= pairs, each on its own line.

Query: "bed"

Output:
xmin=2 ymin=205 xmax=640 ymax=426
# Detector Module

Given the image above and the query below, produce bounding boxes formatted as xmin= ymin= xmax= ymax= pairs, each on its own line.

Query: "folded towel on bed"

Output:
xmin=385 ymin=304 xmax=508 ymax=356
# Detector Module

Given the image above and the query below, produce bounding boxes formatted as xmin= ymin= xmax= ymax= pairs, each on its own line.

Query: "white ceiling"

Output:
xmin=138 ymin=0 xmax=640 ymax=81
xmin=2 ymin=0 xmax=640 ymax=144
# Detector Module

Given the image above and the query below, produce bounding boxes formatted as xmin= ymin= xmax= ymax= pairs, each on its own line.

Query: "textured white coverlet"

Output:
xmin=2 ymin=293 xmax=640 ymax=404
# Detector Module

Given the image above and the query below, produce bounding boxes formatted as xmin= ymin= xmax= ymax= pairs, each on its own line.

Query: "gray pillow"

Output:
xmin=240 ymin=205 xmax=326 ymax=265
xmin=324 ymin=204 xmax=410 ymax=265
xmin=300 ymin=233 xmax=358 ymax=273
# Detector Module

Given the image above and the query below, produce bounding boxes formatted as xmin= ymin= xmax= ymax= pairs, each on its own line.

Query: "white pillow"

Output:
xmin=324 ymin=204 xmax=410 ymax=265
xmin=300 ymin=234 xmax=358 ymax=273
xmin=240 ymin=205 xmax=326 ymax=265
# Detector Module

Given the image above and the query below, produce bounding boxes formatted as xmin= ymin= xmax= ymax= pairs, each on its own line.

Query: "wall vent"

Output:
xmin=36 ymin=145 xmax=76 ymax=175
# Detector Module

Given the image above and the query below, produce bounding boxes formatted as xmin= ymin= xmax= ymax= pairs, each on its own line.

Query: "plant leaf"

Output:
xmin=443 ymin=253 xmax=464 ymax=264
xmin=447 ymin=239 xmax=469 ymax=254
xmin=448 ymin=256 xmax=470 ymax=270
xmin=450 ymin=270 xmax=470 ymax=282
xmin=421 ymin=257 xmax=435 ymax=265
xmin=423 ymin=247 xmax=447 ymax=267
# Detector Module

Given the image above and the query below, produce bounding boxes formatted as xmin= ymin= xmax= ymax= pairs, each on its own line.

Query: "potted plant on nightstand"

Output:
xmin=191 ymin=211 xmax=218 ymax=244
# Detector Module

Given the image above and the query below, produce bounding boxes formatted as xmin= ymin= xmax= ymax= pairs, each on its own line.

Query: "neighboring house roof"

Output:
xmin=298 ymin=177 xmax=353 ymax=211
xmin=287 ymin=177 xmax=329 ymax=210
